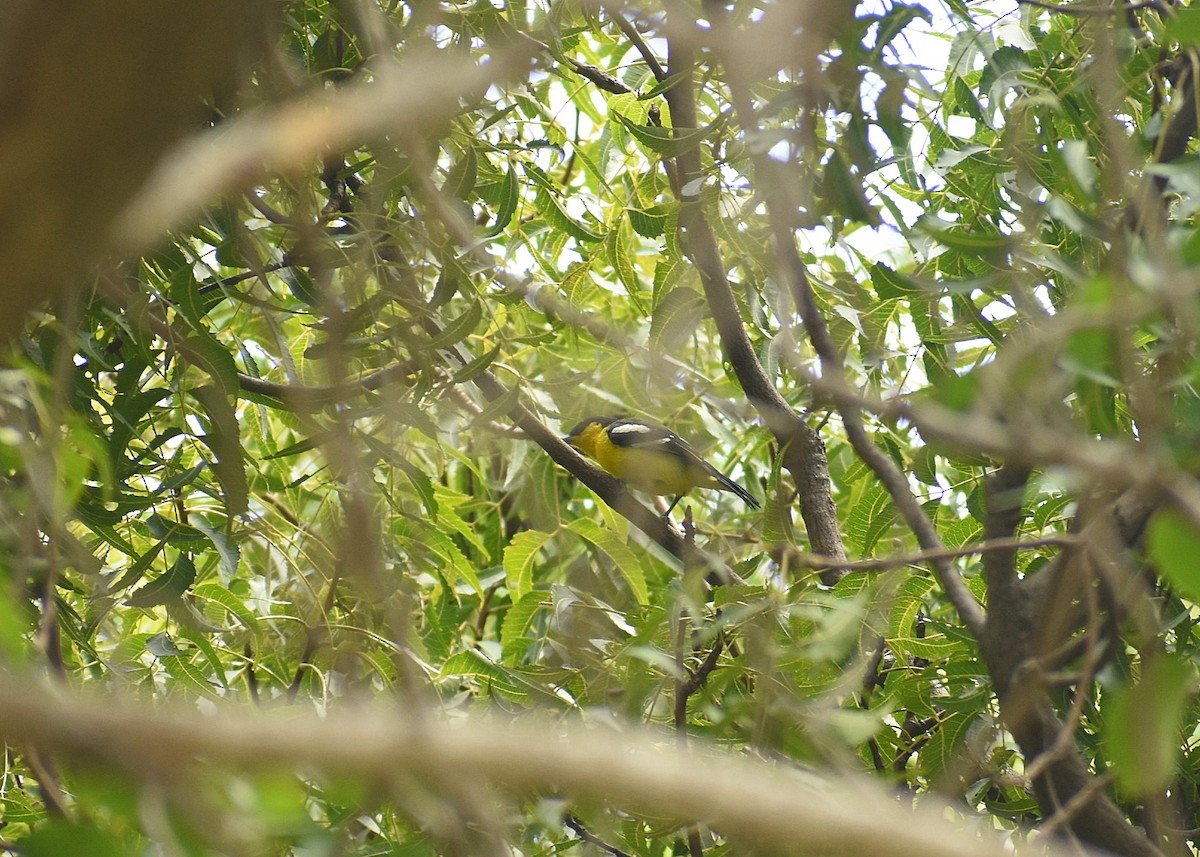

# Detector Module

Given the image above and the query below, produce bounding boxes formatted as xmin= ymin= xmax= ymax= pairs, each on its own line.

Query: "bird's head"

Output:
xmin=562 ymin=416 xmax=616 ymax=457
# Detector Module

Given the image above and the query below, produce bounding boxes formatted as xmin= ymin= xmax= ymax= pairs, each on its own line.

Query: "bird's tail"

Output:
xmin=712 ymin=470 xmax=760 ymax=509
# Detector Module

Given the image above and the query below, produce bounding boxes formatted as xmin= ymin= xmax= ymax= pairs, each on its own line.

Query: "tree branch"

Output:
xmin=661 ymin=22 xmax=847 ymax=581
xmin=0 ymin=675 xmax=1119 ymax=857
xmin=980 ymin=473 xmax=1163 ymax=857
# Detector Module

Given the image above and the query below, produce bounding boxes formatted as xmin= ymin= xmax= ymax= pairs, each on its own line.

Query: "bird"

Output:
xmin=562 ymin=415 xmax=759 ymax=515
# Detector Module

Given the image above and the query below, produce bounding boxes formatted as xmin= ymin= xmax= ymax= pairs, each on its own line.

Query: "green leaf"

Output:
xmin=822 ymin=151 xmax=880 ymax=225
xmin=450 ymin=342 xmax=502 ymax=383
xmin=160 ymin=650 xmax=222 ymax=700
xmin=147 ymin=513 xmax=210 ymax=549
xmin=108 ymin=536 xmax=169 ymax=592
xmin=627 ymin=204 xmax=668 ymax=238
xmin=193 ymin=583 xmax=260 ymax=631
xmin=1148 ymin=509 xmax=1200 ymax=602
xmin=22 ymin=820 xmax=134 ymax=857
xmin=417 ymin=524 xmax=484 ymax=596
xmin=614 ymin=113 xmax=713 ymax=158
xmin=845 ymin=482 xmax=898 ymax=556
xmin=607 ymin=221 xmax=644 ymax=309
xmin=1166 ymin=8 xmax=1200 ymax=45
xmin=180 ymin=333 xmax=238 ymax=396
xmin=440 ymin=649 xmax=527 ymax=699
xmin=607 ymin=92 xmax=651 ymax=126
xmin=443 ymin=143 xmax=478 ymax=200
xmin=535 ymin=188 xmax=605 ymax=243
xmin=979 ymin=46 xmax=1032 ymax=99
xmin=106 ymin=386 xmax=172 ymax=471
xmin=127 ymin=554 xmax=197 ymax=607
xmin=565 ymin=518 xmax=650 ymax=604
xmin=889 ymin=634 xmax=959 ymax=661
xmin=192 ymin=384 xmax=249 ymax=516
xmin=501 ymin=590 xmax=547 ymax=665
xmin=869 ymin=263 xmax=916 ymax=299
xmin=191 ymin=517 xmax=240 ymax=581
xmin=920 ymin=698 xmax=986 ymax=778
xmin=426 ymin=298 xmax=484 ymax=350
xmin=887 ymin=575 xmax=935 ymax=639
xmin=638 ymin=69 xmax=691 ymax=100
xmin=435 ymin=497 xmax=491 ymax=561
xmin=503 ymin=529 xmax=555 ymax=601
xmin=1106 ymin=653 xmax=1194 ymax=796
xmin=872 ymin=3 xmax=932 ymax=54
xmin=486 ymin=164 xmax=520 ymax=236
xmin=649 ymin=287 xmax=706 ymax=354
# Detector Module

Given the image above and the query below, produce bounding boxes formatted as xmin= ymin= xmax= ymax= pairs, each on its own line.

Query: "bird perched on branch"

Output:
xmin=563 ymin=416 xmax=759 ymax=515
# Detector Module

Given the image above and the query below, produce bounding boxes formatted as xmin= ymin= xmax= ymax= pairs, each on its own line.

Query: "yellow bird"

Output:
xmin=563 ymin=416 xmax=759 ymax=515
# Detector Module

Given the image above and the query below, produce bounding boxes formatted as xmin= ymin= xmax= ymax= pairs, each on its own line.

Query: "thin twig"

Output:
xmin=564 ymin=814 xmax=633 ymax=857
xmin=603 ymin=2 xmax=668 ymax=82
xmin=786 ymin=534 xmax=1079 ymax=573
xmin=1015 ymin=0 xmax=1165 ymax=14
xmin=1039 ymin=771 xmax=1117 ymax=837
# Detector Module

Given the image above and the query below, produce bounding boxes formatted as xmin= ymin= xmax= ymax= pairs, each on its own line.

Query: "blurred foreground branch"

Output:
xmin=0 ymin=674 xmax=1108 ymax=857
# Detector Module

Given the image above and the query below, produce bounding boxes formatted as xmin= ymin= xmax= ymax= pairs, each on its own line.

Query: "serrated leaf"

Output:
xmin=190 ymin=517 xmax=240 ymax=581
xmin=1148 ymin=509 xmax=1200 ymax=603
xmin=565 ymin=518 xmax=649 ymax=604
xmin=443 ymin=143 xmax=478 ymax=200
xmin=403 ymin=523 xmax=483 ymax=596
xmin=1106 ymin=654 xmax=1194 ymax=796
xmin=615 ymin=113 xmax=712 ymax=158
xmin=920 ymin=700 xmax=985 ymax=778
xmin=889 ymin=634 xmax=959 ymax=660
xmin=263 ymin=433 xmax=330 ymax=460
xmin=193 ymin=583 xmax=259 ymax=631
xmin=638 ymin=70 xmax=691 ymax=100
xmin=279 ymin=265 xmax=320 ymax=307
xmin=649 ymin=287 xmax=706 ymax=354
xmin=503 ymin=529 xmax=556 ymax=601
xmin=501 ymin=591 xmax=547 ymax=664
xmin=427 ymin=298 xmax=483 ymax=350
xmin=180 ymin=334 xmax=238 ymax=395
xmin=146 ymin=631 xmax=184 ymax=657
xmin=845 ymin=482 xmax=898 ymax=556
xmin=435 ymin=500 xmax=491 ymax=562
xmin=487 ymin=165 xmax=520 ymax=236
xmin=160 ymin=651 xmax=222 ymax=700
xmin=107 ymin=387 xmax=172 ymax=471
xmin=440 ymin=649 xmax=527 ymax=699
xmin=450 ymin=342 xmax=502 ymax=383
xmin=870 ymin=263 xmax=917 ymax=299
xmin=607 ymin=92 xmax=651 ymax=125
xmin=627 ymin=205 xmax=668 ymax=238
xmin=607 ymin=222 xmax=643 ymax=309
xmin=952 ymin=75 xmax=984 ymax=121
xmin=822 ymin=151 xmax=880 ymax=225
xmin=108 ymin=536 xmax=169 ymax=592
xmin=872 ymin=3 xmax=932 ymax=53
xmin=192 ymin=384 xmax=248 ymax=516
xmin=536 ymin=189 xmax=604 ymax=243
xmin=127 ymin=553 xmax=196 ymax=607
xmin=887 ymin=575 xmax=935 ymax=641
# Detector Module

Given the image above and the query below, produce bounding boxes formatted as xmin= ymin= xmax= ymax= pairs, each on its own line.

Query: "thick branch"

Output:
xmin=981 ymin=475 xmax=1163 ymax=857
xmin=684 ymin=13 xmax=982 ymax=632
xmin=0 ymin=676 xmax=1117 ymax=857
xmin=662 ymin=30 xmax=847 ymax=577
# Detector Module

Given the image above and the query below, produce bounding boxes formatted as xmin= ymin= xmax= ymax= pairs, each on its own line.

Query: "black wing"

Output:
xmin=606 ymin=419 xmax=697 ymax=463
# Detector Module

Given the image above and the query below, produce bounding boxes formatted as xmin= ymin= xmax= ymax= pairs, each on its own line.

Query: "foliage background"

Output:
xmin=1 ymin=1 xmax=1200 ymax=856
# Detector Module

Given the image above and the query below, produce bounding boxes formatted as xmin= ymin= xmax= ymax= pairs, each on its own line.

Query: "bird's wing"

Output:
xmin=607 ymin=421 xmax=706 ymax=467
